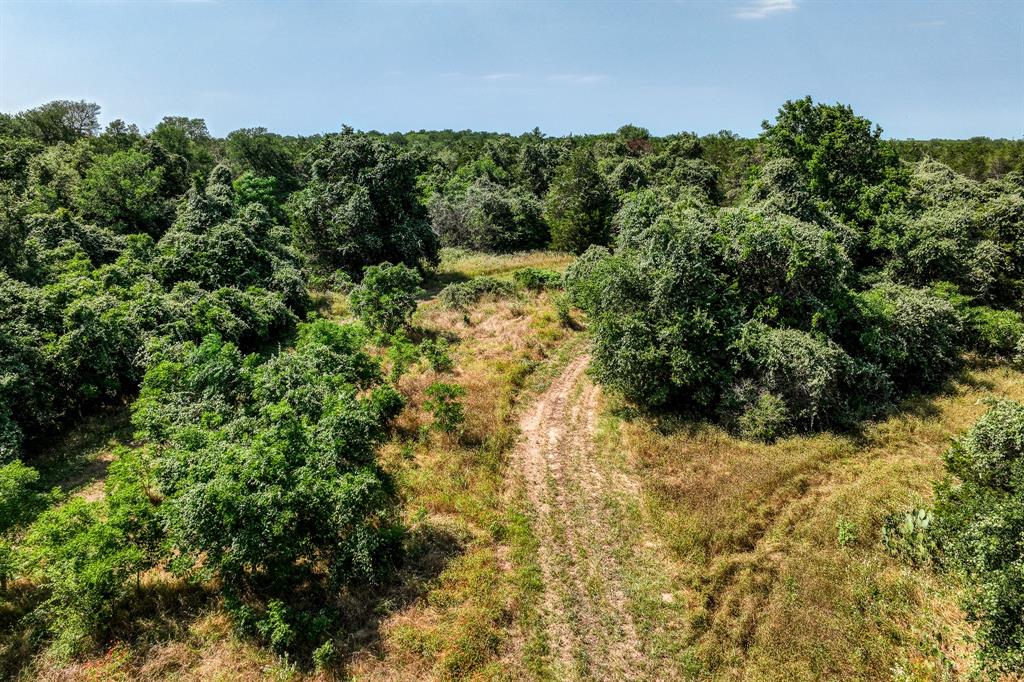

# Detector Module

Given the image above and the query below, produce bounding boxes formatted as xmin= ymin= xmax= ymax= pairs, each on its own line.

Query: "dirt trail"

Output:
xmin=515 ymin=354 xmax=654 ymax=680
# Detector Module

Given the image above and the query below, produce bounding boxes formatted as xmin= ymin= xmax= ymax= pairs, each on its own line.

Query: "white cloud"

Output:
xmin=910 ymin=19 xmax=946 ymax=28
xmin=481 ymin=73 xmax=521 ymax=81
xmin=549 ymin=74 xmax=608 ymax=84
xmin=734 ymin=0 xmax=797 ymax=20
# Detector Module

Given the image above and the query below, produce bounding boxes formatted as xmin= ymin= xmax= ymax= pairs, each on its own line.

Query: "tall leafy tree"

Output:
xmin=761 ymin=96 xmax=902 ymax=224
xmin=544 ymin=147 xmax=615 ymax=253
xmin=288 ymin=131 xmax=438 ymax=276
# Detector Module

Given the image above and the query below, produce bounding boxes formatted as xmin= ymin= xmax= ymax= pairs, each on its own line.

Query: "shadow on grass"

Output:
xmin=26 ymin=405 xmax=134 ymax=493
xmin=421 ymin=270 xmax=470 ymax=299
xmin=617 ymin=356 xmax=1011 ymax=445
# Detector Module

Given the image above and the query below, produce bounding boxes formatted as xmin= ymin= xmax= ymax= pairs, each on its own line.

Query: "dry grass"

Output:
xmin=612 ymin=363 xmax=1024 ymax=680
xmin=437 ymin=248 xmax=575 ymax=280
xmin=350 ymin=252 xmax=580 ymax=681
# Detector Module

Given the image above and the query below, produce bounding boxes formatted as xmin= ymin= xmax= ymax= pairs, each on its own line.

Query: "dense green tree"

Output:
xmin=544 ymin=147 xmax=615 ymax=253
xmin=289 ymin=132 xmax=438 ymax=275
xmin=16 ymin=100 xmax=101 ymax=144
xmin=761 ymin=96 xmax=902 ymax=224
xmin=74 ymin=147 xmax=174 ymax=235
xmin=134 ymin=322 xmax=404 ymax=595
xmin=429 ymin=178 xmax=547 ymax=252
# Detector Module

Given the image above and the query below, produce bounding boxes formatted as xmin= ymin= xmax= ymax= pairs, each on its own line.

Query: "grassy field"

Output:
xmin=600 ymin=363 xmax=1024 ymax=680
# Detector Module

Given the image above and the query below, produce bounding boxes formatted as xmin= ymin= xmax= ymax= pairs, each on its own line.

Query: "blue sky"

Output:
xmin=1 ymin=0 xmax=1021 ymax=139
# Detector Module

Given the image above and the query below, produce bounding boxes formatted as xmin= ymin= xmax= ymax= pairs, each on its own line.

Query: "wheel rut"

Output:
xmin=515 ymin=354 xmax=649 ymax=680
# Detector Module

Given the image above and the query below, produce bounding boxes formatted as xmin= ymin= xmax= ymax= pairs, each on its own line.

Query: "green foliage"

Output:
xmin=386 ymin=329 xmax=421 ymax=381
xmin=735 ymin=392 xmax=790 ymax=442
xmin=420 ymin=337 xmax=454 ymax=373
xmin=933 ymin=400 xmax=1024 ymax=672
xmin=730 ymin=321 xmax=892 ymax=434
xmin=424 ymin=382 xmax=467 ymax=434
xmin=965 ymin=307 xmax=1024 ymax=359
xmin=881 ymin=508 xmax=936 ymax=566
xmin=720 ymin=209 xmax=852 ymax=333
xmin=430 ymin=179 xmax=548 ymax=252
xmin=21 ymin=498 xmax=149 ymax=657
xmin=0 ymin=460 xmax=43 ymax=531
xmin=512 ymin=267 xmax=561 ymax=292
xmin=761 ymin=96 xmax=901 ymax=224
xmin=74 ymin=146 xmax=175 ymax=235
xmin=437 ymin=276 xmax=516 ymax=310
xmin=349 ymin=262 xmax=423 ymax=334
xmin=544 ymin=147 xmax=616 ymax=253
xmin=851 ymin=283 xmax=962 ymax=392
xmin=135 ymin=321 xmax=404 ymax=596
xmin=573 ymin=209 xmax=739 ymax=408
xmin=562 ymin=244 xmax=612 ymax=312
xmin=288 ymin=133 xmax=438 ymax=275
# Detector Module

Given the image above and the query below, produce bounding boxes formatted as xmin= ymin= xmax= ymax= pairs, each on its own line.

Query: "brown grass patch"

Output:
xmin=616 ymin=364 xmax=1024 ymax=679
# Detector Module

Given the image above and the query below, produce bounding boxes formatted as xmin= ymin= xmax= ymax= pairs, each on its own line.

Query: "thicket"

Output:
xmin=566 ymin=98 xmax=1023 ymax=442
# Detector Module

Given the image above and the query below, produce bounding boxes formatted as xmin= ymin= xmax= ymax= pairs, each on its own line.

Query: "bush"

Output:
xmin=349 ymin=262 xmax=423 ymax=334
xmin=21 ymin=498 xmax=149 ymax=657
xmin=386 ymin=330 xmax=420 ymax=381
xmin=424 ymin=382 xmax=466 ymax=434
xmin=513 ymin=267 xmax=561 ymax=292
xmin=851 ymin=282 xmax=962 ymax=392
xmin=563 ymin=245 xmax=612 ymax=313
xmin=420 ymin=337 xmax=454 ymax=373
xmin=288 ymin=133 xmax=438 ymax=275
xmin=730 ymin=322 xmax=869 ymax=432
xmin=965 ymin=306 xmax=1024 ymax=359
xmin=429 ymin=179 xmax=548 ymax=253
xmin=933 ymin=400 xmax=1024 ymax=672
xmin=582 ymin=212 xmax=740 ymax=409
xmin=135 ymin=321 xmax=404 ymax=601
xmin=721 ymin=210 xmax=853 ymax=334
xmin=735 ymin=391 xmax=790 ymax=442
xmin=437 ymin=276 xmax=516 ymax=311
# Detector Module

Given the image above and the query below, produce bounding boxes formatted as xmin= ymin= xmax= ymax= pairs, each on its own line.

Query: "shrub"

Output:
xmin=349 ymin=262 xmax=423 ymax=334
xmin=583 ymin=213 xmax=740 ymax=409
xmin=288 ymin=133 xmax=438 ymax=275
xmin=513 ymin=268 xmax=561 ymax=292
xmin=730 ymin=322 xmax=863 ymax=432
xmin=437 ymin=276 xmax=516 ymax=311
xmin=386 ymin=329 xmax=420 ymax=381
xmin=736 ymin=391 xmax=790 ymax=442
xmin=429 ymin=179 xmax=548 ymax=253
xmin=21 ymin=498 xmax=149 ymax=657
xmin=851 ymin=282 xmax=962 ymax=392
xmin=562 ymin=245 xmax=612 ymax=313
xmin=721 ymin=210 xmax=853 ymax=334
xmin=933 ymin=400 xmax=1024 ymax=672
xmin=424 ymin=382 xmax=467 ymax=434
xmin=965 ymin=306 xmax=1024 ymax=359
xmin=0 ymin=459 xmax=43 ymax=532
xmin=420 ymin=337 xmax=454 ymax=373
xmin=136 ymin=322 xmax=404 ymax=601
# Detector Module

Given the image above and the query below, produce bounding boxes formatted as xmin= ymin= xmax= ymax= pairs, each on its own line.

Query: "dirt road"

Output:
xmin=515 ymin=354 xmax=666 ymax=680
